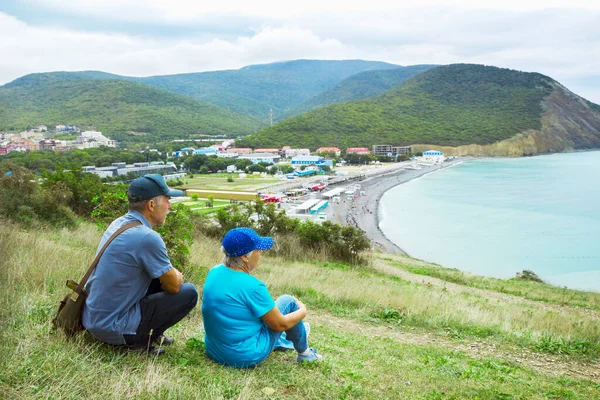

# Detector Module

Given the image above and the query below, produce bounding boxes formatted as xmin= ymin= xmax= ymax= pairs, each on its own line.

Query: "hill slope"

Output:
xmin=240 ymin=64 xmax=600 ymax=154
xmin=0 ymin=80 xmax=266 ymax=144
xmin=3 ymin=60 xmax=399 ymax=121
xmin=2 ymin=221 xmax=599 ymax=398
xmin=286 ymin=64 xmax=437 ymax=117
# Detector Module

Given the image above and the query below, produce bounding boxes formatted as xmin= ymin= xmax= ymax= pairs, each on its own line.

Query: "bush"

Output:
xmin=0 ymin=164 xmax=78 ymax=228
xmin=154 ymin=204 xmax=194 ymax=271
xmin=516 ymin=270 xmax=545 ymax=283
xmin=42 ymin=166 xmax=107 ymax=217
xmin=205 ymin=201 xmax=370 ymax=264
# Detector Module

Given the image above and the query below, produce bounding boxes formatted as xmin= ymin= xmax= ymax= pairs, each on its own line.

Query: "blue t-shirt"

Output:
xmin=202 ymin=265 xmax=276 ymax=368
xmin=82 ymin=211 xmax=173 ymax=345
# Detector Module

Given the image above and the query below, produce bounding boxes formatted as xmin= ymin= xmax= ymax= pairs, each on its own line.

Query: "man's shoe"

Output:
xmin=148 ymin=346 xmax=166 ymax=356
xmin=154 ymin=335 xmax=174 ymax=346
xmin=122 ymin=345 xmax=166 ymax=356
xmin=297 ymin=348 xmax=322 ymax=363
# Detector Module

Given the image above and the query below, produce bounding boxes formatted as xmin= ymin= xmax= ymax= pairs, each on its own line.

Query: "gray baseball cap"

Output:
xmin=127 ymin=174 xmax=184 ymax=202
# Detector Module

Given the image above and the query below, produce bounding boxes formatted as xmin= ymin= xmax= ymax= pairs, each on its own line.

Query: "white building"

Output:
xmin=423 ymin=150 xmax=445 ymax=163
xmin=285 ymin=148 xmax=310 ymax=158
xmin=238 ymin=153 xmax=281 ymax=164
xmin=76 ymin=131 xmax=116 ymax=148
xmin=218 ymin=152 xmax=238 ymax=158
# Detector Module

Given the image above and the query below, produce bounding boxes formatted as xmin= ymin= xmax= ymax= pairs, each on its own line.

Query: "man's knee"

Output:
xmin=178 ymin=283 xmax=199 ymax=307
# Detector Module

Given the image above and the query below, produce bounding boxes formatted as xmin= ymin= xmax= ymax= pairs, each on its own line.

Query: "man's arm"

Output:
xmin=158 ymin=267 xmax=184 ymax=293
xmin=261 ymin=299 xmax=307 ymax=332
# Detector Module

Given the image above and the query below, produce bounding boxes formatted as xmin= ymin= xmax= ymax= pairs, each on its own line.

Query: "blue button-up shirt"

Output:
xmin=82 ymin=211 xmax=173 ymax=345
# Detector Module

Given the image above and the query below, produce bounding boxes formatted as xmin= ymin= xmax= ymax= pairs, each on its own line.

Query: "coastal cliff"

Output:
xmin=413 ymin=82 xmax=600 ymax=157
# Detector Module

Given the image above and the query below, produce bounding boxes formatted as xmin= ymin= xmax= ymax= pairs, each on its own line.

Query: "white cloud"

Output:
xmin=1 ymin=1 xmax=600 ymax=104
xmin=18 ymin=0 xmax=600 ymax=23
xmin=0 ymin=14 xmax=354 ymax=82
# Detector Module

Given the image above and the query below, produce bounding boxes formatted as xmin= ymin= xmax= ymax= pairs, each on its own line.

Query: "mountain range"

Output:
xmin=2 ymin=60 xmax=600 ymax=155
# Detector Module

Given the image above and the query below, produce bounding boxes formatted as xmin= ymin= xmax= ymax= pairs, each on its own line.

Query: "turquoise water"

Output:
xmin=379 ymin=151 xmax=600 ymax=292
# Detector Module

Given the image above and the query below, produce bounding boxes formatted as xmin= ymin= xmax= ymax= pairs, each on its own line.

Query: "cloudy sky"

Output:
xmin=1 ymin=0 xmax=599 ymax=103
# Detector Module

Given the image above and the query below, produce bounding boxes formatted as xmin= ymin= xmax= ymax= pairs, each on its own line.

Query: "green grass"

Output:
xmin=380 ymin=255 xmax=600 ymax=311
xmin=178 ymin=174 xmax=282 ymax=191
xmin=2 ymin=221 xmax=599 ymax=399
xmin=178 ymin=199 xmax=231 ymax=214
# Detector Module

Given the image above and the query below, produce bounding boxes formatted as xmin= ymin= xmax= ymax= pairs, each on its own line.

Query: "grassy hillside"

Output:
xmin=240 ymin=64 xmax=559 ymax=149
xmin=1 ymin=220 xmax=599 ymax=399
xmin=287 ymin=64 xmax=437 ymax=117
xmin=3 ymin=60 xmax=399 ymax=121
xmin=0 ymin=80 xmax=266 ymax=144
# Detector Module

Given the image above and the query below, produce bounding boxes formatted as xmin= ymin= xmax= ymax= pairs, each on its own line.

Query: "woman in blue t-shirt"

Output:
xmin=202 ymin=227 xmax=322 ymax=368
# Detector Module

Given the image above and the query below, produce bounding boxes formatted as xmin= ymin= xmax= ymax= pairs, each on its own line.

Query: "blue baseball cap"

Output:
xmin=222 ymin=227 xmax=274 ymax=257
xmin=127 ymin=174 xmax=185 ymax=202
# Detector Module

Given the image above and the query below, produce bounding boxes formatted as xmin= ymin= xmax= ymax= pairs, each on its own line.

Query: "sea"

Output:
xmin=379 ymin=151 xmax=600 ymax=292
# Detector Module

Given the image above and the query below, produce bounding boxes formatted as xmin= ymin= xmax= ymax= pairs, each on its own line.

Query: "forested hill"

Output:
xmin=139 ymin=60 xmax=399 ymax=120
xmin=3 ymin=60 xmax=399 ymax=121
xmin=239 ymin=64 xmax=600 ymax=153
xmin=286 ymin=64 xmax=437 ymax=117
xmin=2 ymin=71 xmax=134 ymax=88
xmin=0 ymin=80 xmax=266 ymax=144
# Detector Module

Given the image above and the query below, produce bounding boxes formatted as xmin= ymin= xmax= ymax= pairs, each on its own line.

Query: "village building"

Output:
xmin=284 ymin=148 xmax=310 ymax=158
xmin=372 ymin=144 xmax=412 ymax=156
xmin=82 ymin=162 xmax=177 ymax=178
xmin=291 ymin=155 xmax=333 ymax=169
xmin=225 ymin=148 xmax=252 ymax=154
xmin=254 ymin=148 xmax=280 ymax=154
xmin=76 ymin=131 xmax=116 ymax=148
xmin=316 ymin=147 xmax=341 ymax=156
xmin=423 ymin=150 xmax=445 ymax=163
xmin=345 ymin=147 xmax=371 ymax=154
xmin=193 ymin=148 xmax=218 ymax=156
xmin=238 ymin=153 xmax=281 ymax=164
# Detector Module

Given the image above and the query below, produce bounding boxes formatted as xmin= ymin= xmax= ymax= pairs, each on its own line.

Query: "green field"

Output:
xmin=2 ymin=221 xmax=599 ymax=399
xmin=179 ymin=199 xmax=231 ymax=214
xmin=177 ymin=174 xmax=282 ymax=191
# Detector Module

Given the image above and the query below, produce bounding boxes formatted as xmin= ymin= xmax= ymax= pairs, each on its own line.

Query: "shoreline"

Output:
xmin=326 ymin=159 xmax=464 ymax=255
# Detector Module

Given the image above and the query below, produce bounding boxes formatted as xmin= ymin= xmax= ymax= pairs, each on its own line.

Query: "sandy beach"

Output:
xmin=325 ymin=160 xmax=463 ymax=255
xmin=263 ymin=159 xmax=464 ymax=254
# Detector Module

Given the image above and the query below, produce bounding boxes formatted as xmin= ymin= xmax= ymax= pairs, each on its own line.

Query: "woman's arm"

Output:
xmin=261 ymin=299 xmax=307 ymax=332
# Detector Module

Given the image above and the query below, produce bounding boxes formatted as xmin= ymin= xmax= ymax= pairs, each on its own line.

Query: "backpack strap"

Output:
xmin=70 ymin=220 xmax=142 ymax=301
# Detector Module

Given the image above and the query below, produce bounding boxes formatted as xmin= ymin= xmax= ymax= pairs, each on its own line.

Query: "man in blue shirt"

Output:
xmin=83 ymin=174 xmax=198 ymax=354
xmin=202 ymin=227 xmax=322 ymax=367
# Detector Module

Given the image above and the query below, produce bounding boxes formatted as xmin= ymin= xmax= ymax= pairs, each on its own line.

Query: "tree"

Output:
xmin=42 ymin=166 xmax=107 ymax=216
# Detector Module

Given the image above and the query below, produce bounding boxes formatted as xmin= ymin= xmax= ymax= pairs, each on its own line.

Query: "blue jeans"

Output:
xmin=124 ymin=280 xmax=198 ymax=347
xmin=267 ymin=294 xmax=308 ymax=354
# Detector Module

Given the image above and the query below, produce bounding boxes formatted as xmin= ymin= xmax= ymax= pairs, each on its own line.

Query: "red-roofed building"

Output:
xmin=345 ymin=147 xmax=370 ymax=154
xmin=316 ymin=147 xmax=341 ymax=156
xmin=255 ymin=148 xmax=280 ymax=153
xmin=225 ymin=148 xmax=252 ymax=154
